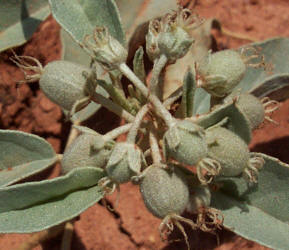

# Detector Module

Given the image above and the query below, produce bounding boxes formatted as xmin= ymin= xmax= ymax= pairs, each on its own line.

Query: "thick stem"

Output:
xmin=127 ymin=104 xmax=149 ymax=143
xmin=60 ymin=221 xmax=75 ymax=250
xmin=150 ymin=54 xmax=168 ymax=96
xmin=149 ymin=130 xmax=162 ymax=164
xmin=90 ymin=91 xmax=135 ymax=122
xmin=103 ymin=123 xmax=132 ymax=141
xmin=119 ymin=63 xmax=175 ymax=128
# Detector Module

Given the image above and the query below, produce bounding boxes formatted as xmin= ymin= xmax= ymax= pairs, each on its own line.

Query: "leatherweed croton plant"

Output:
xmin=1 ymin=0 xmax=289 ymax=249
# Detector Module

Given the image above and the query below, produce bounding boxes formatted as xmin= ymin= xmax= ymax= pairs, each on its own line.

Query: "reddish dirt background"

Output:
xmin=1 ymin=0 xmax=289 ymax=249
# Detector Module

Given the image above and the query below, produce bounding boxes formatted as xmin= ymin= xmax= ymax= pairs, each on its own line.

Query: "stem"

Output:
xmin=60 ymin=221 xmax=75 ymax=250
xmin=103 ymin=123 xmax=132 ymax=141
xmin=149 ymin=130 xmax=162 ymax=164
xmin=150 ymin=54 xmax=168 ymax=96
xmin=126 ymin=104 xmax=149 ymax=143
xmin=97 ymin=80 xmax=136 ymax=115
xmin=90 ymin=91 xmax=135 ymax=122
xmin=119 ymin=63 xmax=175 ymax=128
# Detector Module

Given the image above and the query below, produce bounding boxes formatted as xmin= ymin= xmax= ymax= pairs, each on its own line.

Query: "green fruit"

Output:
xmin=164 ymin=120 xmax=208 ymax=166
xmin=198 ymin=50 xmax=246 ymax=97
xmin=39 ymin=60 xmax=91 ymax=111
xmin=140 ymin=164 xmax=189 ymax=218
xmin=206 ymin=126 xmax=250 ymax=177
xmin=61 ymin=132 xmax=111 ymax=174
xmin=186 ymin=185 xmax=211 ymax=214
xmin=105 ymin=142 xmax=144 ymax=184
xmin=236 ymin=93 xmax=265 ymax=130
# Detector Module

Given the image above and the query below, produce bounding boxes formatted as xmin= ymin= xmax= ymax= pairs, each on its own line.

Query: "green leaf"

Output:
xmin=0 ymin=130 xmax=57 ymax=187
xmin=49 ymin=0 xmax=125 ymax=46
xmin=212 ymin=153 xmax=289 ymax=249
xmin=116 ymin=0 xmax=178 ymax=40
xmin=0 ymin=167 xmax=105 ymax=233
xmin=0 ymin=167 xmax=104 ymax=213
xmin=196 ymin=102 xmax=251 ymax=144
xmin=0 ymin=0 xmax=50 ymax=52
xmin=236 ymin=37 xmax=289 ymax=100
xmin=60 ymin=29 xmax=91 ymax=67
xmin=212 ymin=192 xmax=289 ymax=250
xmin=177 ymin=68 xmax=197 ymax=118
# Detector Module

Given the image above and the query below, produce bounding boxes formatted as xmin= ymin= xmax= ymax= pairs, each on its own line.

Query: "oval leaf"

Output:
xmin=235 ymin=37 xmax=289 ymax=100
xmin=116 ymin=0 xmax=178 ymax=40
xmin=49 ymin=0 xmax=125 ymax=46
xmin=212 ymin=192 xmax=289 ymax=250
xmin=196 ymin=102 xmax=252 ymax=144
xmin=0 ymin=185 xmax=103 ymax=233
xmin=0 ymin=0 xmax=49 ymax=52
xmin=0 ymin=130 xmax=57 ymax=187
xmin=0 ymin=167 xmax=105 ymax=213
xmin=212 ymin=153 xmax=289 ymax=249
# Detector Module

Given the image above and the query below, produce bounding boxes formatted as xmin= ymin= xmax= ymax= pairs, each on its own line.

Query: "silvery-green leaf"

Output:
xmin=212 ymin=153 xmax=289 ymax=249
xmin=0 ymin=167 xmax=104 ymax=213
xmin=116 ymin=0 xmax=178 ymax=40
xmin=106 ymin=143 xmax=127 ymax=166
xmin=60 ymin=28 xmax=91 ymax=67
xmin=178 ymin=68 xmax=197 ymax=118
xmin=0 ymin=0 xmax=50 ymax=52
xmin=133 ymin=46 xmax=146 ymax=83
xmin=0 ymin=181 xmax=104 ymax=233
xmin=197 ymin=102 xmax=251 ymax=144
xmin=212 ymin=192 xmax=289 ymax=250
xmin=49 ymin=0 xmax=125 ymax=45
xmin=0 ymin=130 xmax=57 ymax=187
xmin=127 ymin=147 xmax=142 ymax=174
xmin=235 ymin=37 xmax=289 ymax=101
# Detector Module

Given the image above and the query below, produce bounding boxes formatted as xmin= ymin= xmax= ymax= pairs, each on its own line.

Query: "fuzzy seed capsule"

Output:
xmin=105 ymin=142 xmax=145 ymax=184
xmin=61 ymin=132 xmax=112 ymax=174
xmin=163 ymin=120 xmax=208 ymax=166
xmin=140 ymin=164 xmax=189 ymax=218
xmin=40 ymin=60 xmax=92 ymax=111
xmin=206 ymin=126 xmax=250 ymax=177
xmin=197 ymin=50 xmax=246 ymax=97
xmin=186 ymin=185 xmax=211 ymax=214
xmin=235 ymin=93 xmax=265 ymax=130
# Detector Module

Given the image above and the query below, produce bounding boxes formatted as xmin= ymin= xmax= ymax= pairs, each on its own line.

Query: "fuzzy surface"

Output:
xmin=198 ymin=50 xmax=246 ymax=97
xmin=61 ymin=134 xmax=110 ymax=174
xmin=237 ymin=94 xmax=265 ymax=130
xmin=40 ymin=60 xmax=90 ymax=110
xmin=206 ymin=127 xmax=250 ymax=176
xmin=165 ymin=120 xmax=208 ymax=166
xmin=186 ymin=186 xmax=211 ymax=214
xmin=140 ymin=165 xmax=189 ymax=219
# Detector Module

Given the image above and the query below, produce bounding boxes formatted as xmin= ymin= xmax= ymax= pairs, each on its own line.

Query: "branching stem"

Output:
xmin=103 ymin=123 xmax=132 ymax=141
xmin=119 ymin=63 xmax=175 ymax=128
xmin=90 ymin=91 xmax=135 ymax=122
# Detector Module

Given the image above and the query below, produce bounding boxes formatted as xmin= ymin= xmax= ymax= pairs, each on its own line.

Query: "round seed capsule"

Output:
xmin=39 ymin=60 xmax=91 ymax=111
xmin=236 ymin=93 xmax=265 ymax=130
xmin=105 ymin=142 xmax=144 ymax=184
xmin=206 ymin=126 xmax=250 ymax=177
xmin=164 ymin=120 xmax=208 ymax=166
xmin=197 ymin=50 xmax=246 ymax=97
xmin=186 ymin=185 xmax=211 ymax=214
xmin=61 ymin=133 xmax=111 ymax=174
xmin=140 ymin=164 xmax=189 ymax=218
